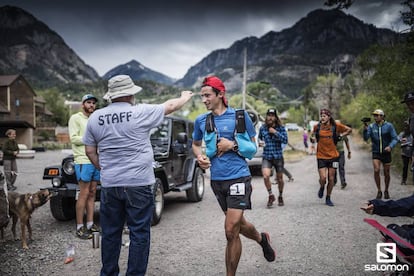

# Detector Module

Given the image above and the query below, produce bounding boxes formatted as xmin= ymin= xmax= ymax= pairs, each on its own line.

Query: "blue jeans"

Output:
xmin=100 ymin=185 xmax=154 ymax=276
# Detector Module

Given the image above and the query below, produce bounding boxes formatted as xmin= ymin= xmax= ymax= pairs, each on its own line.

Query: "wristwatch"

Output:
xmin=233 ymin=141 xmax=239 ymax=152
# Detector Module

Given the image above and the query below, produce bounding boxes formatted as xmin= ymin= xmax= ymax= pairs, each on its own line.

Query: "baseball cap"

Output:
xmin=266 ymin=108 xmax=277 ymax=115
xmin=103 ymin=75 xmax=142 ymax=101
xmin=372 ymin=109 xmax=385 ymax=116
xmin=82 ymin=94 xmax=97 ymax=104
xmin=401 ymin=91 xmax=414 ymax=103
xmin=202 ymin=76 xmax=227 ymax=106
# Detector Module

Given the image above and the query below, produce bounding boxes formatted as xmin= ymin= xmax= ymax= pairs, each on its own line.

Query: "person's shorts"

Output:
xmin=75 ymin=164 xmax=100 ymax=182
xmin=317 ymin=158 xmax=339 ymax=169
xmin=262 ymin=158 xmax=284 ymax=173
xmin=372 ymin=152 xmax=392 ymax=164
xmin=211 ymin=176 xmax=252 ymax=212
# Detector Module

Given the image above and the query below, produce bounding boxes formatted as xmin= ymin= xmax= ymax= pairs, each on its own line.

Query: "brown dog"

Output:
xmin=6 ymin=190 xmax=52 ymax=249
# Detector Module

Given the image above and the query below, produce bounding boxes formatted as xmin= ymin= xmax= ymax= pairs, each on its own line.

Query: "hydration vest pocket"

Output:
xmin=235 ymin=132 xmax=257 ymax=160
xmin=204 ymin=131 xmax=217 ymax=158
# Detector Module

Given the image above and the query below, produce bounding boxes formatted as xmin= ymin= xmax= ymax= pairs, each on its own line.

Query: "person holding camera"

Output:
xmin=311 ymin=108 xmax=351 ymax=206
xmin=259 ymin=108 xmax=288 ymax=207
xmin=363 ymin=109 xmax=398 ymax=199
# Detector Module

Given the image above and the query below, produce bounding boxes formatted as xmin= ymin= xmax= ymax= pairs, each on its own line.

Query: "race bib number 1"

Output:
xmin=229 ymin=183 xmax=245 ymax=196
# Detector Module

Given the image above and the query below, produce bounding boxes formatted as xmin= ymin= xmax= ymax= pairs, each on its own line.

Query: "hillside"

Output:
xmin=0 ymin=5 xmax=100 ymax=87
xmin=176 ymin=9 xmax=400 ymax=98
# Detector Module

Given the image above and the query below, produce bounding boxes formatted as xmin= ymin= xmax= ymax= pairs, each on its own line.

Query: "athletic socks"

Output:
xmin=87 ymin=221 xmax=93 ymax=230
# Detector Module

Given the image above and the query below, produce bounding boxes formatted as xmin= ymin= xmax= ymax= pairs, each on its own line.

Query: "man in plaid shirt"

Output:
xmin=259 ymin=109 xmax=288 ymax=207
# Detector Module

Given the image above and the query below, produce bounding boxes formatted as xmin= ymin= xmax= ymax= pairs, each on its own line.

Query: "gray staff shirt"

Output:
xmin=83 ymin=102 xmax=165 ymax=187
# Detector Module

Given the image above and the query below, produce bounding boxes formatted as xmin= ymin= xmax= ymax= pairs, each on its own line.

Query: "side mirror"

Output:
xmin=176 ymin=132 xmax=187 ymax=144
xmin=173 ymin=132 xmax=188 ymax=154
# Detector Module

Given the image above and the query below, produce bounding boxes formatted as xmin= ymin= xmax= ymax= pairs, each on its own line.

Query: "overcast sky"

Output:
xmin=0 ymin=0 xmax=405 ymax=79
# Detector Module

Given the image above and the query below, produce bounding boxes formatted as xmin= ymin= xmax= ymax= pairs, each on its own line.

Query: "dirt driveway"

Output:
xmin=1 ymin=136 xmax=414 ymax=275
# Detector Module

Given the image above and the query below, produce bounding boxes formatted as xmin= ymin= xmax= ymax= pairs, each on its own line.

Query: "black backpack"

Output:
xmin=315 ymin=122 xmax=338 ymax=145
xmin=205 ymin=109 xmax=246 ymax=133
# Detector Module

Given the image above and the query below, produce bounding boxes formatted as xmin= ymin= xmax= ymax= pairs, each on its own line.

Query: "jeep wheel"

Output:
xmin=186 ymin=167 xmax=204 ymax=202
xmin=49 ymin=195 xmax=76 ymax=221
xmin=151 ymin=178 xmax=164 ymax=226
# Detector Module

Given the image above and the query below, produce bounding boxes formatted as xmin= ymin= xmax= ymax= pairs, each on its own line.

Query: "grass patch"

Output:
xmin=284 ymin=149 xmax=308 ymax=162
xmin=284 ymin=130 xmax=308 ymax=162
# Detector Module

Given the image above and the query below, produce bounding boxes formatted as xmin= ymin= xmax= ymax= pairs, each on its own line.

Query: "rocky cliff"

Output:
xmin=176 ymin=9 xmax=400 ymax=98
xmin=0 ymin=5 xmax=100 ymax=87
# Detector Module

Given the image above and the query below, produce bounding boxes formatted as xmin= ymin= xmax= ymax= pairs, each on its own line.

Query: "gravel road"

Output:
xmin=1 ymin=136 xmax=414 ymax=275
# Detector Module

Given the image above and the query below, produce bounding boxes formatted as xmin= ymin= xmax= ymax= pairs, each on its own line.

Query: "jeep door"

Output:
xmin=171 ymin=119 xmax=187 ymax=184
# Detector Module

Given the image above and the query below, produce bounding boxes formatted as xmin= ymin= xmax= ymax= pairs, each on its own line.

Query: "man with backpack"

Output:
xmin=192 ymin=76 xmax=275 ymax=276
xmin=311 ymin=108 xmax=352 ymax=206
xmin=363 ymin=109 xmax=398 ymax=199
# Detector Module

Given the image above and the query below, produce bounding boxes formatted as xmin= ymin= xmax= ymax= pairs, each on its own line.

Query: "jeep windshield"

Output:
xmin=150 ymin=119 xmax=170 ymax=157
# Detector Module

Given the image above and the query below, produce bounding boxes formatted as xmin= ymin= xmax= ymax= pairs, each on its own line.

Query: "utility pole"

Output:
xmin=242 ymin=47 xmax=247 ymax=109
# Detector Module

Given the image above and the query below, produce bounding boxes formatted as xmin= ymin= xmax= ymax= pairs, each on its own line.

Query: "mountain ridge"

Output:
xmin=102 ymin=60 xmax=175 ymax=85
xmin=175 ymin=9 xmax=400 ymax=98
xmin=0 ymin=6 xmax=401 ymax=98
xmin=0 ymin=5 xmax=100 ymax=86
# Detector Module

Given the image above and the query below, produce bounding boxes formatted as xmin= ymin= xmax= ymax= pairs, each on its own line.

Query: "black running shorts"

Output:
xmin=211 ymin=176 xmax=252 ymax=212
xmin=372 ymin=152 xmax=392 ymax=164
xmin=262 ymin=158 xmax=284 ymax=173
xmin=317 ymin=157 xmax=340 ymax=169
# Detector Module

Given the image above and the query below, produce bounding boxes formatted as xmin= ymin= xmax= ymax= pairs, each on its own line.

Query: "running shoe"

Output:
xmin=325 ymin=198 xmax=334 ymax=206
xmin=341 ymin=183 xmax=347 ymax=189
xmin=90 ymin=223 xmax=100 ymax=232
xmin=267 ymin=194 xmax=275 ymax=207
xmin=278 ymin=196 xmax=284 ymax=206
xmin=260 ymin=232 xmax=276 ymax=262
xmin=76 ymin=226 xmax=92 ymax=240
xmin=376 ymin=191 xmax=382 ymax=199
xmin=384 ymin=191 xmax=390 ymax=199
xmin=318 ymin=187 xmax=324 ymax=198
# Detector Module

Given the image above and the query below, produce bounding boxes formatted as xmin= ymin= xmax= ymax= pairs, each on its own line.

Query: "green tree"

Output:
xmin=356 ymin=41 xmax=414 ymax=130
xmin=307 ymin=74 xmax=344 ymax=117
xmin=37 ymin=88 xmax=69 ymax=125
xmin=401 ymin=0 xmax=414 ymax=31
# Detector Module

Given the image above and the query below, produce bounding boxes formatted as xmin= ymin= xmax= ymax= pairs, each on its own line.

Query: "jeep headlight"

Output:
xmin=52 ymin=177 xmax=61 ymax=187
xmin=63 ymin=160 xmax=75 ymax=175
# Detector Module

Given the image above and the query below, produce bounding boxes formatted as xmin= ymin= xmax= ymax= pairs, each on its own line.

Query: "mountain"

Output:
xmin=102 ymin=60 xmax=175 ymax=85
xmin=175 ymin=9 xmax=400 ymax=98
xmin=0 ymin=5 xmax=100 ymax=87
xmin=0 ymin=6 xmax=402 ymax=97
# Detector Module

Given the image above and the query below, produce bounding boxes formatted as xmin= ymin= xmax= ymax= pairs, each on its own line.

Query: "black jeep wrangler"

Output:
xmin=42 ymin=116 xmax=204 ymax=225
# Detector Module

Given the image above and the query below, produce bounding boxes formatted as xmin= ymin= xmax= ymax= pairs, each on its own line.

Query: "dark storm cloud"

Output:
xmin=0 ymin=0 xmax=404 ymax=78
